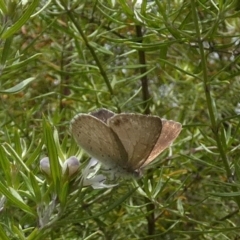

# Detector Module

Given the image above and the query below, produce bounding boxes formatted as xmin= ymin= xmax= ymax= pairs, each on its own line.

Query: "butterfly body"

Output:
xmin=70 ymin=108 xmax=182 ymax=177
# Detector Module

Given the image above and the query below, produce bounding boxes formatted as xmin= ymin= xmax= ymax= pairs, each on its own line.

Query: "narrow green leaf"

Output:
xmin=0 ymin=145 xmax=12 ymax=185
xmin=30 ymin=174 xmax=42 ymax=203
xmin=199 ymin=143 xmax=219 ymax=155
xmin=43 ymin=118 xmax=62 ymax=193
xmin=12 ymin=225 xmax=25 ymax=240
xmin=210 ymin=191 xmax=240 ymax=197
xmin=2 ymin=143 xmax=30 ymax=174
xmin=4 ymin=53 xmax=41 ymax=71
xmin=26 ymin=228 xmax=41 ymax=240
xmin=0 ymin=0 xmax=7 ymax=14
xmin=1 ymin=37 xmax=13 ymax=65
xmin=0 ymin=225 xmax=9 ymax=240
xmin=0 ymin=182 xmax=35 ymax=216
xmin=1 ymin=0 xmax=40 ymax=39
xmin=177 ymin=198 xmax=185 ymax=216
xmin=0 ymin=77 xmax=36 ymax=94
xmin=59 ymin=181 xmax=69 ymax=207
xmin=25 ymin=137 xmax=44 ymax=166
xmin=89 ymin=41 xmax=114 ymax=55
xmin=53 ymin=128 xmax=65 ymax=162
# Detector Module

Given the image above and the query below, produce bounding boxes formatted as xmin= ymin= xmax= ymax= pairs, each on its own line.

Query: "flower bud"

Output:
xmin=62 ymin=156 xmax=80 ymax=177
xmin=40 ymin=157 xmax=51 ymax=176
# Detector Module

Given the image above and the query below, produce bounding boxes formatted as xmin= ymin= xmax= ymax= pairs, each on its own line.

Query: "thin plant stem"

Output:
xmin=135 ymin=24 xmax=155 ymax=236
xmin=136 ymin=25 xmax=150 ymax=115
xmin=190 ymin=0 xmax=240 ymax=207
xmin=60 ymin=1 xmax=114 ymax=96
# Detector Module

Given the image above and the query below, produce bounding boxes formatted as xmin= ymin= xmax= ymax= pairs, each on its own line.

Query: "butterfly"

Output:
xmin=70 ymin=108 xmax=182 ymax=177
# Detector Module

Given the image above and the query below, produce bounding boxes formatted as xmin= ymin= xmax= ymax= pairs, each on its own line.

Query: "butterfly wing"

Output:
xmin=70 ymin=113 xmax=128 ymax=169
xmin=141 ymin=119 xmax=182 ymax=168
xmin=108 ymin=114 xmax=162 ymax=170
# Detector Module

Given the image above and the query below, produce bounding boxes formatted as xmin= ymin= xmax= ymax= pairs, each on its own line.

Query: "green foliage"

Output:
xmin=0 ymin=0 xmax=240 ymax=239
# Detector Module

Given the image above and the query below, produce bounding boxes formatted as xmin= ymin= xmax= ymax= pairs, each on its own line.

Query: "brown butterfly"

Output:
xmin=70 ymin=108 xmax=182 ymax=177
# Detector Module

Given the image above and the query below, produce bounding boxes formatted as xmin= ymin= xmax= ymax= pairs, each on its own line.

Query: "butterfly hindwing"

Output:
xmin=141 ymin=119 xmax=182 ymax=168
xmin=108 ymin=113 xmax=162 ymax=170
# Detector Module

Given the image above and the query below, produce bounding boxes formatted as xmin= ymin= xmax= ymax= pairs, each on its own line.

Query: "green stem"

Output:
xmin=60 ymin=1 xmax=114 ymax=96
xmin=135 ymin=25 xmax=150 ymax=114
xmin=191 ymin=0 xmax=240 ymax=207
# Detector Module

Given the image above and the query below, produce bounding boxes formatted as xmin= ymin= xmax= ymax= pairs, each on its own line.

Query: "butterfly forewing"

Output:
xmin=108 ymin=114 xmax=162 ymax=170
xmin=141 ymin=119 xmax=182 ymax=168
xmin=70 ymin=114 xmax=127 ymax=168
